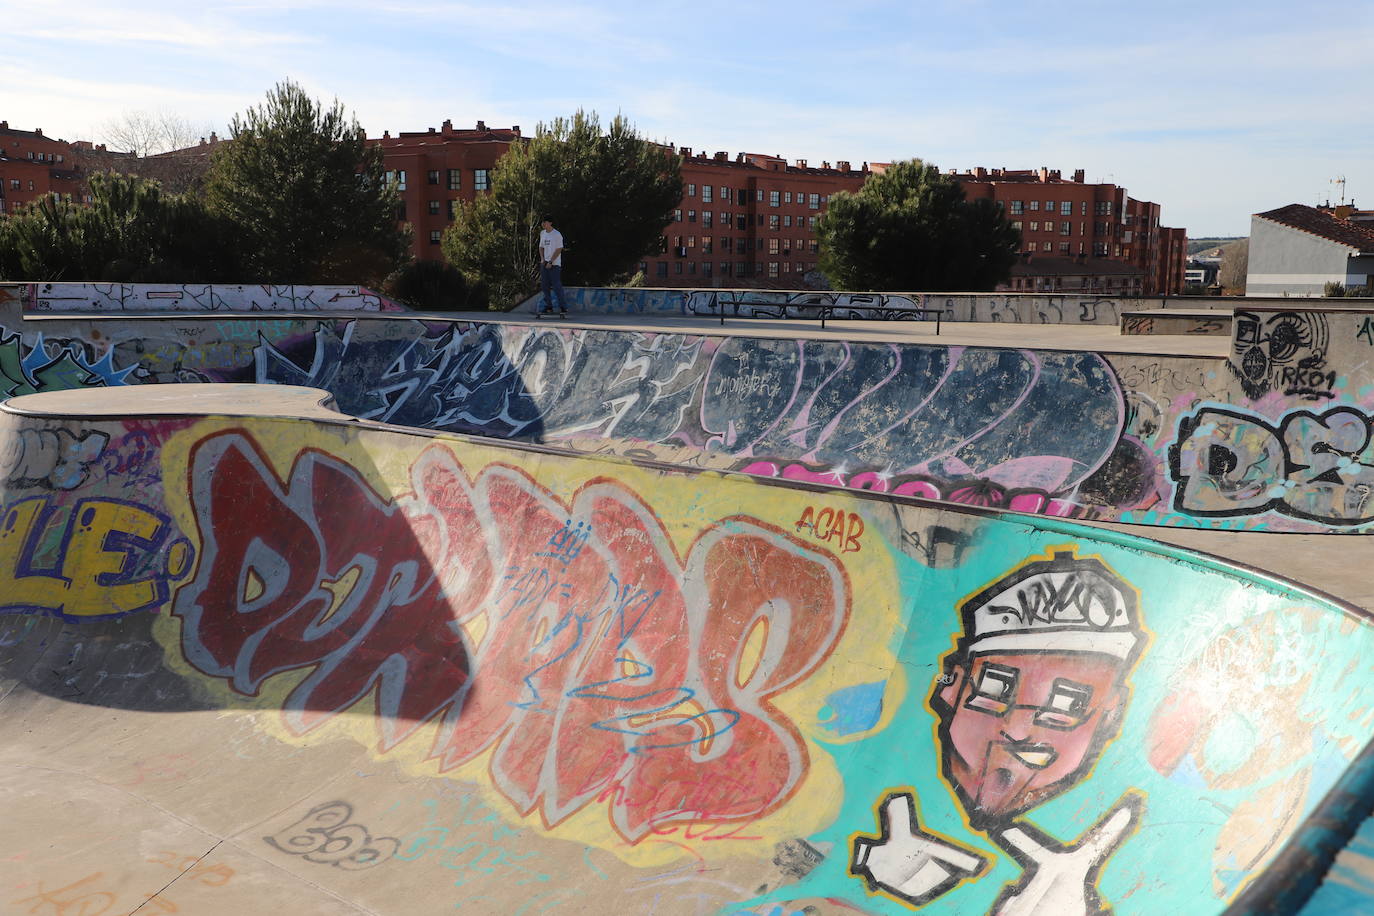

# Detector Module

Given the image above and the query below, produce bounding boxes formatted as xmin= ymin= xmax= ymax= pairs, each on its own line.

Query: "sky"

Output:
xmin=4 ymin=0 xmax=1371 ymax=237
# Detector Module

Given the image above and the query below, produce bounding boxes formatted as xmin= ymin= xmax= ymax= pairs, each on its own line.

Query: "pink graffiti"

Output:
xmin=741 ymin=461 xmax=1081 ymax=517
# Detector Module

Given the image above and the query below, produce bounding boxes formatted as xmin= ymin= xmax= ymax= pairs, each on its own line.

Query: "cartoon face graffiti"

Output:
xmin=932 ymin=549 xmax=1145 ymax=829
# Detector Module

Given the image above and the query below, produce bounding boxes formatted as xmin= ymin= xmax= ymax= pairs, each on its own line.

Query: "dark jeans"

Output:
xmin=540 ymin=264 xmax=566 ymax=312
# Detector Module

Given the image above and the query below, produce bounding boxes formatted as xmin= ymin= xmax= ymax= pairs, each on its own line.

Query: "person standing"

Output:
xmin=538 ymin=218 xmax=568 ymax=317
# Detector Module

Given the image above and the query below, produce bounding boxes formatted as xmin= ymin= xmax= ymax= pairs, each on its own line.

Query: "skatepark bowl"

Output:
xmin=2 ymin=281 xmax=1374 ymax=915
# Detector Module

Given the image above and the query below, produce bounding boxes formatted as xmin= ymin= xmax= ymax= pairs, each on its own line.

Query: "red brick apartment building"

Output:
xmin=651 ymin=149 xmax=867 ymax=286
xmin=370 ymin=120 xmax=521 ymax=254
xmin=369 ymin=121 xmax=868 ymax=288
xmin=0 ymin=122 xmax=91 ymax=214
xmin=953 ymin=167 xmax=1187 ymax=295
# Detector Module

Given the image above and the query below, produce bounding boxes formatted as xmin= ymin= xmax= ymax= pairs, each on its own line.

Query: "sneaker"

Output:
xmin=558 ymin=310 xmax=569 ymax=319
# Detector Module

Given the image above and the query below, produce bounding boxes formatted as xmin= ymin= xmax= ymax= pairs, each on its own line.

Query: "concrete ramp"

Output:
xmin=1 ymin=385 xmax=1372 ymax=915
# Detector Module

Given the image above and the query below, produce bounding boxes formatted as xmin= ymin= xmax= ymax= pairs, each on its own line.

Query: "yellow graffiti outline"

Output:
xmin=152 ymin=416 xmax=901 ymax=867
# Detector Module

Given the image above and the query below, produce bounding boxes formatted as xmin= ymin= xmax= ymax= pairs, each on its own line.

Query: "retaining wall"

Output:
xmin=1 ymin=391 xmax=1370 ymax=914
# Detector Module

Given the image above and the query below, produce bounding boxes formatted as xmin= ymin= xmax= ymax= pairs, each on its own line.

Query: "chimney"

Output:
xmin=1336 ymin=205 xmax=1354 ymax=219
xmin=822 ymin=161 xmax=831 ymax=169
xmin=210 ymin=131 xmax=218 ymax=143
xmin=1038 ymin=167 xmax=1049 ymax=182
xmin=35 ymin=128 xmax=42 ymax=136
xmin=1073 ymin=168 xmax=1085 ymax=183
xmin=796 ymin=158 xmax=807 ymax=168
xmin=680 ymin=146 xmax=692 ymax=156
xmin=973 ymin=166 xmax=987 ymax=178
xmin=716 ymin=151 xmax=728 ymax=161
xmin=513 ymin=126 xmax=520 ymax=136
xmin=476 ymin=120 xmax=486 ymax=131
xmin=0 ymin=121 xmax=6 ymax=129
xmin=428 ymin=127 xmax=436 ymax=134
xmin=442 ymin=119 xmax=453 ymax=131
xmin=1049 ymin=169 xmax=1061 ymax=180
xmin=383 ymin=130 xmax=391 ymax=139
xmin=837 ymin=160 xmax=851 ymax=171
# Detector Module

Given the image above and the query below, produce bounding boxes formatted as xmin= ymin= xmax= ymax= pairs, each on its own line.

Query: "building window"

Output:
xmin=702 ymin=185 xmax=712 ymax=203
xmin=687 ymin=236 xmax=695 ymax=248
xmin=721 ymin=261 xmax=732 ymax=276
xmin=1060 ymin=242 xmax=1070 ymax=253
xmin=674 ymin=209 xmax=682 ymax=221
xmin=448 ymin=200 xmax=458 ymax=220
xmin=1043 ymin=201 xmax=1053 ymax=211
xmin=657 ymin=262 xmax=668 ymax=277
xmin=427 ymin=200 xmax=441 ymax=216
xmin=1030 ymin=221 xmax=1039 ymax=232
xmin=1027 ymin=241 xmax=1037 ymax=252
xmin=768 ymin=262 xmax=779 ymax=278
xmin=688 ymin=210 xmax=696 ymax=222
xmin=783 ymin=214 xmax=792 ymax=227
xmin=1060 ymin=201 xmax=1072 ymax=215
xmin=429 ymin=230 xmax=442 ymax=245
xmin=720 ymin=186 xmax=729 ymax=200
xmin=474 ymin=169 xmax=489 ymax=191
xmin=769 ymin=238 xmax=780 ymax=255
xmin=1011 ymin=221 xmax=1023 ymax=231
xmin=1080 ymin=201 xmax=1088 ymax=215
xmin=809 ymin=240 xmax=818 ymax=253
xmin=689 ymin=261 xmax=697 ymax=275
xmin=808 ymin=193 xmax=819 ymax=209
xmin=703 ymin=212 xmax=713 ymax=228
xmin=427 ymin=170 xmax=440 ymax=185
xmin=447 ymin=169 xmax=460 ymax=190
xmin=1029 ymin=200 xmax=1039 ymax=211
xmin=1010 ymin=200 xmax=1024 ymax=215
xmin=1094 ymin=242 xmax=1108 ymax=256
xmin=1061 ymin=222 xmax=1071 ymax=236
xmin=687 ymin=183 xmax=696 ymax=197
xmin=769 ymin=190 xmax=780 ymax=207
xmin=784 ymin=191 xmax=793 ymax=203
xmin=702 ymin=237 xmax=712 ymax=253
xmin=703 ymin=261 xmax=713 ymax=277
xmin=8 ymin=179 xmax=17 ymax=190
xmin=769 ymin=214 xmax=780 ymax=230
xmin=808 ymin=216 xmax=816 ymax=229
xmin=675 ymin=262 xmax=684 ymax=274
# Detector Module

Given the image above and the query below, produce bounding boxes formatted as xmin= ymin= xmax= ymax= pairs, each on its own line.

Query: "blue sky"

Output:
xmin=6 ymin=0 xmax=1372 ymax=236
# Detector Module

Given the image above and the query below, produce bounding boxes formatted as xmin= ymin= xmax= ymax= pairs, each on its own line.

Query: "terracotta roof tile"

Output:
xmin=1256 ymin=203 xmax=1374 ymax=252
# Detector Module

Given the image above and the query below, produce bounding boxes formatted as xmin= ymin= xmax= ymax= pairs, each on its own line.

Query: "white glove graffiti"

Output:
xmin=992 ymin=794 xmax=1143 ymax=916
xmin=851 ymin=792 xmax=988 ymax=906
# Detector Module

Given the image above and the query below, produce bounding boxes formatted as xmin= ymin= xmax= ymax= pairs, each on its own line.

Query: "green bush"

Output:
xmin=1345 ymin=285 xmax=1370 ymax=298
xmin=383 ymin=259 xmax=488 ymax=311
xmin=1324 ymin=281 xmax=1347 ymax=297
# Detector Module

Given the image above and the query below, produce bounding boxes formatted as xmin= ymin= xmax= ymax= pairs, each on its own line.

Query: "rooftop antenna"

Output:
xmin=1332 ymin=175 xmax=1347 ymax=206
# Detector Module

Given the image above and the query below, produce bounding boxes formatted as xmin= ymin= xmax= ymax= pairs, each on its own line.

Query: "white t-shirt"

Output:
xmin=539 ymin=228 xmax=564 ymax=267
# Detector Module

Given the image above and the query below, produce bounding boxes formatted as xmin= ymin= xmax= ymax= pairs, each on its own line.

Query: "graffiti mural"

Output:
xmin=1 ymin=407 xmax=1373 ymax=913
xmin=256 ymin=325 xmax=1125 ymax=519
xmin=0 ymin=330 xmax=138 ymax=397
xmin=5 ymin=282 xmax=407 ymax=313
xmin=851 ymin=549 xmax=1146 ymax=912
xmin=173 ymin=428 xmax=850 ymax=842
xmin=1170 ymin=405 xmax=1374 ymax=525
xmin=519 ymin=287 xmax=1133 ymax=326
xmin=0 ymin=495 xmax=193 ymax=620
xmin=1229 ymin=310 xmax=1333 ymax=402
